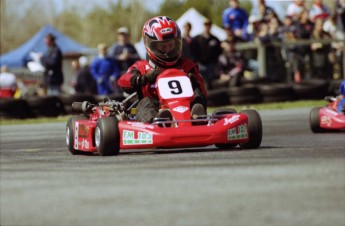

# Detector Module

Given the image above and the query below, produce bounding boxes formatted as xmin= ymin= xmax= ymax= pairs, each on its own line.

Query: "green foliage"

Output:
xmin=0 ymin=0 xmax=253 ymax=54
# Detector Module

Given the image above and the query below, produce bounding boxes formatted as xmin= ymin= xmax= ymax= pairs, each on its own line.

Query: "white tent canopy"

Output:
xmin=135 ymin=8 xmax=227 ymax=59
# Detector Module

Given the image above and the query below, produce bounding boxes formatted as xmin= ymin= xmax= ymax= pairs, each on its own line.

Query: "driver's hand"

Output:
xmin=145 ymin=70 xmax=161 ymax=84
xmin=131 ymin=74 xmax=148 ymax=88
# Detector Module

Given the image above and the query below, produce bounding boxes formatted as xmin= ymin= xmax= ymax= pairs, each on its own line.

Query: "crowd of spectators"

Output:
xmin=219 ymin=0 xmax=345 ymax=85
xmin=69 ymin=0 xmax=344 ymax=95
xmin=9 ymin=0 xmax=344 ymax=98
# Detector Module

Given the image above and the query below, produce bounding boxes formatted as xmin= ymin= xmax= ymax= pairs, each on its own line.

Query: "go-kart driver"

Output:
xmin=118 ymin=16 xmax=208 ymax=123
xmin=337 ymin=80 xmax=345 ymax=114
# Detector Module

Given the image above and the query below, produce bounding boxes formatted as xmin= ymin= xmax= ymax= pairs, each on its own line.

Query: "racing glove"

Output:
xmin=145 ymin=70 xmax=161 ymax=84
xmin=130 ymin=74 xmax=148 ymax=88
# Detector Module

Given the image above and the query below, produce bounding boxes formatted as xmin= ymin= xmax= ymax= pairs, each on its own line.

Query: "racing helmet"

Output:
xmin=142 ymin=16 xmax=182 ymax=67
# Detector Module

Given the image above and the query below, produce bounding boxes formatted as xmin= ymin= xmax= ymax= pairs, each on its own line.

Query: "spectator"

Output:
xmin=309 ymin=0 xmax=331 ymax=23
xmin=192 ymin=19 xmax=222 ymax=90
xmin=40 ymin=33 xmax=64 ymax=96
xmin=216 ymin=40 xmax=246 ymax=87
xmin=287 ymin=0 xmax=307 ymax=22
xmin=117 ymin=16 xmax=207 ymax=123
xmin=309 ymin=18 xmax=333 ymax=79
xmin=323 ymin=14 xmax=345 ymax=40
xmin=0 ymin=65 xmax=17 ymax=98
xmin=279 ymin=15 xmax=305 ymax=82
xmin=90 ymin=43 xmax=120 ymax=95
xmin=222 ymin=0 xmax=249 ymax=41
xmin=246 ymin=15 xmax=262 ymax=41
xmin=268 ymin=16 xmax=283 ymax=41
xmin=74 ymin=56 xmax=97 ymax=95
xmin=182 ymin=22 xmax=196 ymax=60
xmin=257 ymin=0 xmax=278 ymax=23
xmin=323 ymin=14 xmax=345 ymax=79
xmin=335 ymin=0 xmax=345 ymax=31
xmin=109 ymin=27 xmax=140 ymax=75
xmin=295 ymin=9 xmax=314 ymax=39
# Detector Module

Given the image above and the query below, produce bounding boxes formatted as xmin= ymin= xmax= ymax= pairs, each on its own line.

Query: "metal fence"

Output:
xmin=236 ymin=39 xmax=345 ymax=83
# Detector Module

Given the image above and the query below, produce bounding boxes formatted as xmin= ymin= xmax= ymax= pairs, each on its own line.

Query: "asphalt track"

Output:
xmin=0 ymin=108 xmax=344 ymax=226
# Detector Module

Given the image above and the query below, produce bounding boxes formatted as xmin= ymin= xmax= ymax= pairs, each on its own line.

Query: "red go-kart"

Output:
xmin=66 ymin=69 xmax=263 ymax=156
xmin=310 ymin=97 xmax=345 ymax=132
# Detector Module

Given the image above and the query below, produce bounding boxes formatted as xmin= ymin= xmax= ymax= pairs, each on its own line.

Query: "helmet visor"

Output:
xmin=145 ymin=37 xmax=182 ymax=61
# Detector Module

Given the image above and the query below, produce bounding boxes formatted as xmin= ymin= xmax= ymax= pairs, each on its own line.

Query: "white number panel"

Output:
xmin=157 ymin=76 xmax=193 ymax=100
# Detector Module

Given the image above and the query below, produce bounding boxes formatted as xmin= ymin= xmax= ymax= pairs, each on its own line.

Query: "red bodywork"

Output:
xmin=319 ymin=106 xmax=345 ymax=130
xmin=72 ymin=69 xmax=251 ymax=153
xmin=73 ymin=114 xmax=249 ymax=152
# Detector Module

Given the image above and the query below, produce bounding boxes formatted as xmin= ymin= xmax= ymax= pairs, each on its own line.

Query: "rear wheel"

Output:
xmin=239 ymin=110 xmax=262 ymax=149
xmin=310 ymin=107 xmax=323 ymax=133
xmin=95 ymin=117 xmax=120 ymax=156
xmin=66 ymin=115 xmax=88 ymax=155
xmin=214 ymin=108 xmax=238 ymax=149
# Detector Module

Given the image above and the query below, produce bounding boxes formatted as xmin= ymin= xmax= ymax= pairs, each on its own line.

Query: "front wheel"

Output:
xmin=66 ymin=115 xmax=88 ymax=155
xmin=310 ymin=107 xmax=323 ymax=133
xmin=95 ymin=117 xmax=120 ymax=156
xmin=239 ymin=110 xmax=262 ymax=149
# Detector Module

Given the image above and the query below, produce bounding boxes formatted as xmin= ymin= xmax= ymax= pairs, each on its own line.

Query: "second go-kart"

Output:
xmin=66 ymin=68 xmax=263 ymax=156
xmin=310 ymin=96 xmax=345 ymax=133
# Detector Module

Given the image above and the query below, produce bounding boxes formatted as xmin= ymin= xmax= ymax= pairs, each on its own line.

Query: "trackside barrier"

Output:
xmin=0 ymin=81 xmax=343 ymax=119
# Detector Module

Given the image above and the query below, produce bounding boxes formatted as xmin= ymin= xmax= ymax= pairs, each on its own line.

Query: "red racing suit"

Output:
xmin=118 ymin=57 xmax=207 ymax=106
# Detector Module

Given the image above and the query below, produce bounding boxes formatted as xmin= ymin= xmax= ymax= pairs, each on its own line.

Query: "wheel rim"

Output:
xmin=66 ymin=127 xmax=70 ymax=146
xmin=95 ymin=127 xmax=101 ymax=148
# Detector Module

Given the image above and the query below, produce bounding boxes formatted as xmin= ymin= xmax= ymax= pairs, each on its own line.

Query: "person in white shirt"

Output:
xmin=287 ymin=0 xmax=307 ymax=21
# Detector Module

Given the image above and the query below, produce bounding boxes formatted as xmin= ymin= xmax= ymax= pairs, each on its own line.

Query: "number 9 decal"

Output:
xmin=168 ymin=80 xmax=183 ymax=95
xmin=157 ymin=76 xmax=193 ymax=99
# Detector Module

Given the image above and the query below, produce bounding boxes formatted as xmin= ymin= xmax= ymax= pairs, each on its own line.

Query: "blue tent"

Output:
xmin=0 ymin=25 xmax=91 ymax=68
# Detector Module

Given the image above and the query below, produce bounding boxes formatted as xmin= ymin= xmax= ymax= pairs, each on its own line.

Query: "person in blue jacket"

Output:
xmin=337 ymin=80 xmax=345 ymax=113
xmin=90 ymin=43 xmax=120 ymax=95
xmin=222 ymin=0 xmax=249 ymax=41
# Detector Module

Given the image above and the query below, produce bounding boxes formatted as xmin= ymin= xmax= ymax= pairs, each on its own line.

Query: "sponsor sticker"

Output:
xmin=227 ymin=124 xmax=248 ymax=140
xmin=78 ymin=139 xmax=90 ymax=149
xmin=127 ymin=122 xmax=154 ymax=129
xmin=321 ymin=116 xmax=332 ymax=127
xmin=123 ymin=130 xmax=153 ymax=145
xmin=78 ymin=124 xmax=89 ymax=138
xmin=224 ymin=115 xmax=240 ymax=125
xmin=173 ymin=106 xmax=188 ymax=113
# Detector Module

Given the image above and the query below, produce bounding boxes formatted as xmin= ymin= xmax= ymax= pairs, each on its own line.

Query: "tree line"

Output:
xmin=0 ymin=0 xmax=252 ymax=55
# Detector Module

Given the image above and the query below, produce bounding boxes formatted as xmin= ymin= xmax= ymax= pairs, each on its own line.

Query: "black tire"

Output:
xmin=239 ymin=110 xmax=262 ymax=149
xmin=230 ymin=95 xmax=262 ymax=104
xmin=262 ymin=95 xmax=295 ymax=103
xmin=66 ymin=115 xmax=89 ymax=155
xmin=258 ymin=83 xmax=294 ymax=96
xmin=214 ymin=108 xmax=238 ymax=149
xmin=0 ymin=98 xmax=35 ymax=119
xmin=26 ymin=96 xmax=65 ymax=117
xmin=292 ymin=79 xmax=328 ymax=100
xmin=95 ymin=117 xmax=120 ymax=156
xmin=207 ymin=88 xmax=230 ymax=107
xmin=310 ymin=107 xmax=324 ymax=133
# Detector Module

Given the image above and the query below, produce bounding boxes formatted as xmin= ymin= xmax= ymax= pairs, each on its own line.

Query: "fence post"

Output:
xmin=257 ymin=43 xmax=266 ymax=78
